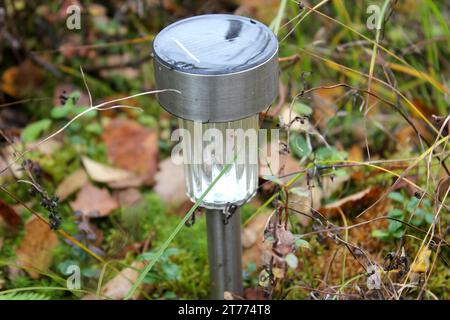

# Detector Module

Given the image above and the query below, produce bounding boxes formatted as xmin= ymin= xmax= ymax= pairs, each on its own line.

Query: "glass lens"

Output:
xmin=178 ymin=115 xmax=259 ymax=209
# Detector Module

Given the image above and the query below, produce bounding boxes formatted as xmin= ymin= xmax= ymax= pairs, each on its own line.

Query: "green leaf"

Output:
xmin=294 ymin=238 xmax=311 ymax=250
xmin=285 ymin=253 xmax=298 ymax=269
xmin=52 ymin=91 xmax=82 ymax=119
xmin=415 ymin=208 xmax=427 ymax=217
xmin=21 ymin=119 xmax=52 ymax=143
xmin=372 ymin=229 xmax=390 ymax=240
xmin=388 ymin=192 xmax=404 ymax=203
xmin=410 ymin=217 xmax=422 ymax=226
xmin=425 ymin=213 xmax=434 ymax=225
xmin=138 ymin=115 xmax=157 ymax=128
xmin=293 ymin=102 xmax=312 ymax=116
xmin=333 ymin=168 xmax=348 ymax=177
xmin=388 ymin=208 xmax=404 ymax=219
xmin=393 ymin=229 xmax=404 ymax=239
xmin=51 ymin=104 xmax=72 ymax=119
xmin=422 ymin=199 xmax=431 ymax=208
xmin=163 ymin=263 xmax=180 ymax=281
xmin=85 ymin=123 xmax=103 ymax=135
xmin=74 ymin=106 xmax=97 ymax=118
xmin=289 ymin=133 xmax=311 ymax=158
xmin=388 ymin=220 xmax=402 ymax=233
xmin=407 ymin=197 xmax=419 ymax=211
xmin=316 ymin=146 xmax=347 ymax=161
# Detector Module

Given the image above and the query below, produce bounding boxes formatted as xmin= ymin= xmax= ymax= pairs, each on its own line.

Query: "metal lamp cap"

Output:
xmin=152 ymin=14 xmax=279 ymax=123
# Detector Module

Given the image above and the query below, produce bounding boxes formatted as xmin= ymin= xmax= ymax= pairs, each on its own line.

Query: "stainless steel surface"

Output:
xmin=206 ymin=208 xmax=243 ymax=299
xmin=153 ymin=14 xmax=278 ymax=75
xmin=152 ymin=14 xmax=279 ymax=122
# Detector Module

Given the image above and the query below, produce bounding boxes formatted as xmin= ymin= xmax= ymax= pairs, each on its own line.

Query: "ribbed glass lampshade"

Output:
xmin=179 ymin=115 xmax=259 ymax=209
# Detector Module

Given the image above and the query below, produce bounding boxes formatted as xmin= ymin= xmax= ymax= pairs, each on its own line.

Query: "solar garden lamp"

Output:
xmin=152 ymin=14 xmax=278 ymax=299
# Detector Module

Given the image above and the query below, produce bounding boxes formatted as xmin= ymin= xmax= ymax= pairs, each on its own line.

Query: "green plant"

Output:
xmin=0 ymin=292 xmax=50 ymax=300
xmin=372 ymin=192 xmax=434 ymax=241
xmin=138 ymin=247 xmax=181 ymax=285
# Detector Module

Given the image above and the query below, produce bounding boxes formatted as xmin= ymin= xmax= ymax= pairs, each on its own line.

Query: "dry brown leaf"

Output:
xmin=81 ymin=156 xmax=139 ymax=185
xmin=348 ymin=145 xmax=364 ymax=162
xmin=27 ymin=140 xmax=62 ymax=156
xmin=242 ymin=213 xmax=268 ymax=249
xmin=103 ymin=119 xmax=159 ymax=186
xmin=1 ymin=60 xmax=43 ymax=98
xmin=107 ymin=176 xmax=144 ymax=189
xmin=1 ymin=144 xmax=24 ymax=179
xmin=16 ymin=216 xmax=59 ymax=279
xmin=244 ymin=287 xmax=266 ymax=300
xmin=320 ymin=187 xmax=383 ymax=218
xmin=102 ymin=261 xmax=146 ymax=300
xmin=154 ymin=154 xmax=187 ymax=205
xmin=234 ymin=0 xmax=279 ymax=24
xmin=242 ymin=213 xmax=270 ymax=267
xmin=70 ymin=183 xmax=119 ymax=217
xmin=312 ymin=85 xmax=344 ymax=128
xmin=114 ymin=188 xmax=142 ymax=206
xmin=55 ymin=168 xmax=88 ymax=201
xmin=0 ymin=198 xmax=21 ymax=231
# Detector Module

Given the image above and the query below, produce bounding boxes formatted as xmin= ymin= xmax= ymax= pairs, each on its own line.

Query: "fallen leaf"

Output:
xmin=82 ymin=156 xmax=141 ymax=186
xmin=0 ymin=199 xmax=21 ymax=231
xmin=114 ymin=188 xmax=142 ymax=206
xmin=312 ymin=85 xmax=344 ymax=128
xmin=234 ymin=0 xmax=279 ymax=24
xmin=244 ymin=287 xmax=266 ymax=300
xmin=437 ymin=176 xmax=450 ymax=203
xmin=16 ymin=216 xmax=59 ymax=279
xmin=1 ymin=144 xmax=24 ymax=179
xmin=102 ymin=261 xmax=145 ymax=300
xmin=107 ymin=176 xmax=144 ymax=189
xmin=55 ymin=168 xmax=88 ymax=201
xmin=395 ymin=126 xmax=416 ymax=150
xmin=348 ymin=145 xmax=363 ymax=162
xmin=154 ymin=154 xmax=187 ymax=205
xmin=103 ymin=119 xmax=159 ymax=185
xmin=27 ymin=140 xmax=62 ymax=156
xmin=242 ymin=213 xmax=270 ymax=267
xmin=70 ymin=183 xmax=119 ymax=217
xmin=319 ymin=187 xmax=383 ymax=217
xmin=242 ymin=213 xmax=267 ymax=249
xmin=410 ymin=247 xmax=431 ymax=274
xmin=1 ymin=60 xmax=43 ymax=98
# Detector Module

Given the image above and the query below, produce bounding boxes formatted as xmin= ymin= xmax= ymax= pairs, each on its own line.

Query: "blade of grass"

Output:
xmin=271 ymin=0 xmax=288 ymax=36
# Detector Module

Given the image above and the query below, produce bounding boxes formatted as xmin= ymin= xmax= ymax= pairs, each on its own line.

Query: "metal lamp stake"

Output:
xmin=152 ymin=14 xmax=279 ymax=299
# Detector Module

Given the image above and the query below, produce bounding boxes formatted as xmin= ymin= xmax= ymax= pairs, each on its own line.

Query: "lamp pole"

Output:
xmin=206 ymin=209 xmax=243 ymax=299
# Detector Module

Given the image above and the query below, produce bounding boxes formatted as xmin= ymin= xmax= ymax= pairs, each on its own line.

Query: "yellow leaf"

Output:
xmin=410 ymin=247 xmax=431 ymax=273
